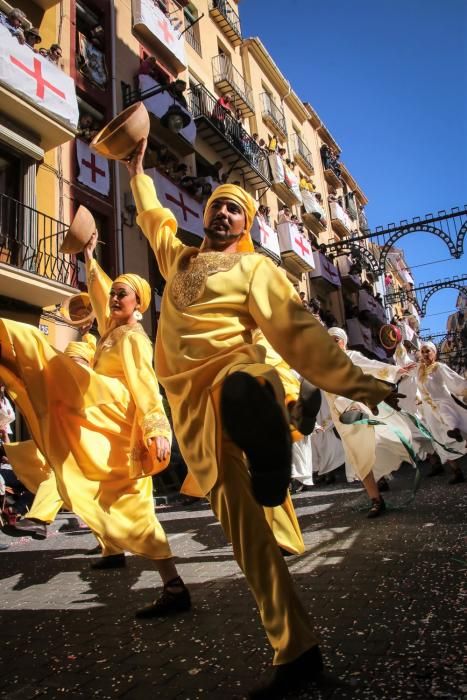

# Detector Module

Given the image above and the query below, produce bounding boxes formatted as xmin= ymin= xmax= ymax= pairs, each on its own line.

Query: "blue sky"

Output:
xmin=239 ymin=0 xmax=467 ymax=335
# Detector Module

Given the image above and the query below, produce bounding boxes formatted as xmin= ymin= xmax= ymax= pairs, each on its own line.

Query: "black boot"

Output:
xmin=7 ymin=518 xmax=47 ymax=540
xmin=135 ymin=576 xmax=191 ymax=619
xmin=377 ymin=476 xmax=390 ymax=492
xmin=448 ymin=469 xmax=465 ymax=485
xmin=288 ymin=380 xmax=321 ymax=435
xmin=367 ymin=497 xmax=386 ymax=519
xmin=91 ymin=553 xmax=126 ymax=569
xmin=447 ymin=428 xmax=463 ymax=442
xmin=248 ymin=645 xmax=324 ymax=699
xmin=221 ymin=372 xmax=291 ymax=507
xmin=427 ymin=462 xmax=444 ymax=477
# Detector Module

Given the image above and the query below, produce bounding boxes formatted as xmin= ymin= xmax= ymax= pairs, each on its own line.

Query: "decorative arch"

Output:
xmin=378 ymin=224 xmax=459 ymax=274
xmin=456 ymin=220 xmax=467 ymax=257
xmin=420 ymin=284 xmax=467 ymax=317
xmin=326 ymin=242 xmax=380 ymax=276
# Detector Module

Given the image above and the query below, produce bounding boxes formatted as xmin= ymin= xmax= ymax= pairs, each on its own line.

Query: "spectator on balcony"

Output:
xmin=138 ymin=56 xmax=164 ymax=81
xmin=278 ymin=146 xmax=287 ymax=161
xmin=278 ymin=206 xmax=292 ymax=224
xmin=1 ymin=8 xmax=26 ymax=44
xmin=359 ymin=205 xmax=370 ymax=234
xmin=47 ymin=43 xmax=63 ymax=64
xmin=24 ymin=27 xmax=42 ymax=51
xmin=205 ymin=160 xmax=223 ymax=183
xmin=212 ymin=94 xmax=232 ymax=132
xmin=90 ymin=23 xmax=104 ymax=49
xmin=173 ymin=163 xmax=189 ymax=185
xmin=258 ymin=205 xmax=271 ymax=225
xmin=320 ymin=143 xmax=332 ymax=170
xmin=168 ymin=79 xmax=188 ymax=109
xmin=78 ymin=113 xmax=99 ymax=143
xmin=268 ymin=135 xmax=277 ymax=153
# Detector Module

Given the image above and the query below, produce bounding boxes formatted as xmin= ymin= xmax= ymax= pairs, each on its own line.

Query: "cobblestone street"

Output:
xmin=1 ymin=462 xmax=466 ymax=700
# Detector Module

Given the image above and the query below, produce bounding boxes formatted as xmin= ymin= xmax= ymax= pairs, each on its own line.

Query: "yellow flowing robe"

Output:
xmin=0 ymin=261 xmax=173 ymax=560
xmin=131 ymin=174 xmax=392 ymax=665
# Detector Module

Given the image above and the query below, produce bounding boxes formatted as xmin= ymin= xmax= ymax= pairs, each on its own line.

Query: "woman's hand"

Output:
xmin=124 ymin=138 xmax=147 ymax=179
xmin=84 ymin=231 xmax=98 ymax=262
xmin=148 ymin=436 xmax=170 ymax=463
xmin=399 ymin=362 xmax=417 ymax=375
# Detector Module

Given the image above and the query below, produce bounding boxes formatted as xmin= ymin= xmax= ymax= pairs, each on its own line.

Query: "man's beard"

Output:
xmin=203 ymin=226 xmax=242 ymax=247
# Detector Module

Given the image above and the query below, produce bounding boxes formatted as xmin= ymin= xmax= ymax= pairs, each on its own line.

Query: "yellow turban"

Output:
xmin=113 ymin=273 xmax=152 ymax=313
xmin=64 ymin=334 xmax=96 ymax=366
xmin=204 ymin=184 xmax=257 ymax=253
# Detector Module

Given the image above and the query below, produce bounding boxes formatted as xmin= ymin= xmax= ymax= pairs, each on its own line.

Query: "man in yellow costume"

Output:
xmin=125 ymin=139 xmax=398 ymax=698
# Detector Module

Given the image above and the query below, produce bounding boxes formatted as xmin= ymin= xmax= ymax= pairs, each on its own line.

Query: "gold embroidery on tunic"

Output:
xmin=141 ymin=413 xmax=171 ymax=438
xmin=170 ymin=251 xmax=248 ymax=310
xmin=93 ymin=322 xmax=148 ymax=366
xmin=376 ymin=367 xmax=391 ymax=380
xmin=88 ymin=265 xmax=97 ymax=284
xmin=418 ymin=361 xmax=438 ymax=383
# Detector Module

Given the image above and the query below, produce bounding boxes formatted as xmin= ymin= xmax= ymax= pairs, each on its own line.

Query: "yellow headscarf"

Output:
xmin=113 ymin=273 xmax=152 ymax=313
xmin=64 ymin=334 xmax=97 ymax=366
xmin=203 ymin=184 xmax=257 ymax=253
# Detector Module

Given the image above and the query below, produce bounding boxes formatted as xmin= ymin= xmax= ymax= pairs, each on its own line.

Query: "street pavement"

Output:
xmin=1 ymin=461 xmax=466 ymax=700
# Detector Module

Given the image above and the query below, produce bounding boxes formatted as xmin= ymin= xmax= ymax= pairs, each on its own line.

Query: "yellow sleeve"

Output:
xmin=130 ymin=173 xmax=184 ymax=280
xmin=247 ymin=257 xmax=393 ymax=410
xmin=120 ymin=331 xmax=172 ymax=444
xmin=86 ymin=258 xmax=112 ymax=335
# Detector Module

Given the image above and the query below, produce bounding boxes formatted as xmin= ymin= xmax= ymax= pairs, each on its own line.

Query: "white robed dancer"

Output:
xmin=393 ymin=341 xmax=433 ymax=463
xmin=417 ymin=341 xmax=467 ymax=484
xmin=311 ymin=395 xmax=345 ymax=484
xmin=326 ymin=327 xmax=414 ymax=518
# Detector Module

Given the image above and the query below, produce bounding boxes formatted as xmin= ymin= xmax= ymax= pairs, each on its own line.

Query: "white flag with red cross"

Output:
xmin=76 ymin=139 xmax=110 ymax=196
xmin=251 ymin=217 xmax=281 ymax=260
xmin=0 ymin=24 xmax=78 ymax=130
xmin=146 ymin=168 xmax=204 ymax=239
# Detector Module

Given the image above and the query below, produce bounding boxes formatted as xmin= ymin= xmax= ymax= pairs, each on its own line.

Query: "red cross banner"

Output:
xmin=0 ymin=24 xmax=78 ymax=131
xmin=251 ymin=216 xmax=281 ymax=261
xmin=76 ymin=139 xmax=110 ymax=196
xmin=147 ymin=168 xmax=204 ymax=240
xmin=132 ymin=0 xmax=186 ymax=73
xmin=277 ymin=222 xmax=315 ymax=272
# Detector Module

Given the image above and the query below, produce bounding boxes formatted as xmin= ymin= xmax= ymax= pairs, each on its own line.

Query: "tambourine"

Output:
xmin=60 ymin=292 xmax=95 ymax=327
xmin=379 ymin=324 xmax=402 ymax=350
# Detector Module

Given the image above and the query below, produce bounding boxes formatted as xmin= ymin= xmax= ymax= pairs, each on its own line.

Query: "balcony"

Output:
xmin=0 ymin=194 xmax=79 ymax=308
xmin=185 ymin=23 xmax=202 ymax=55
xmin=323 ymin=167 xmax=341 ymax=189
xmin=0 ymin=24 xmax=78 ymax=150
xmin=346 ymin=318 xmax=373 ymax=353
xmin=260 ymin=92 xmax=287 ymax=139
xmin=132 ymin=0 xmax=187 ymax=74
xmin=277 ymin=222 xmax=315 ymax=276
xmin=187 ymin=83 xmax=271 ymax=191
xmin=358 ymin=289 xmax=386 ymax=326
xmin=336 ymin=255 xmax=361 ymax=290
xmin=329 ymin=201 xmax=352 ymax=237
xmin=301 ymin=191 xmax=327 ymax=234
xmin=208 ymin=0 xmax=242 ymax=47
xmin=290 ymin=133 xmax=314 ymax=174
xmin=268 ymin=153 xmax=302 ymax=207
xmin=251 ymin=216 xmax=281 ymax=263
xmin=212 ymin=54 xmax=254 ymax=117
xmin=309 ymin=251 xmax=341 ymax=289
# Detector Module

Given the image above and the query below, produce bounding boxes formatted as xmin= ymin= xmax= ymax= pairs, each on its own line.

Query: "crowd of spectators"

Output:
xmin=320 ymin=143 xmax=341 ymax=178
xmin=0 ymin=8 xmax=62 ymax=64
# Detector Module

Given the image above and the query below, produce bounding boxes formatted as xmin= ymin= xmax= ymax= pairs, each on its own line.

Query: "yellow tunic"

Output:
xmin=0 ymin=261 xmax=173 ymax=559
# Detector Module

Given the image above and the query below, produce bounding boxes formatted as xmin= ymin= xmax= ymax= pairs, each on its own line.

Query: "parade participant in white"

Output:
xmin=311 ymin=395 xmax=345 ymax=481
xmin=326 ymin=327 xmax=415 ymax=518
xmin=416 ymin=341 xmax=467 ymax=484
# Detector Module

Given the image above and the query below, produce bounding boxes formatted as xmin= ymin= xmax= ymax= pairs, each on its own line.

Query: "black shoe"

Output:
xmin=135 ymin=576 xmax=191 ymax=619
xmin=91 ymin=553 xmax=126 ymax=569
xmin=289 ymin=381 xmax=321 ymax=435
xmin=447 ymin=428 xmax=463 ymax=442
xmin=221 ymin=372 xmax=291 ymax=507
xmin=367 ymin=497 xmax=386 ymax=519
xmin=85 ymin=544 xmax=103 ymax=556
xmin=377 ymin=476 xmax=390 ymax=492
xmin=449 ymin=470 xmax=465 ymax=485
xmin=427 ymin=463 xmax=444 ymax=477
xmin=248 ymin=645 xmax=324 ymax=699
xmin=324 ymin=472 xmax=336 ymax=485
xmin=289 ymin=479 xmax=304 ymax=494
xmin=7 ymin=518 xmax=47 ymax=540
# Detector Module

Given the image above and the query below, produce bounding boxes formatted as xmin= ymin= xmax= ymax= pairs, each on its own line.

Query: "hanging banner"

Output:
xmin=251 ymin=216 xmax=281 ymax=260
xmin=76 ymin=139 xmax=110 ymax=196
xmin=146 ymin=168 xmax=204 ymax=239
xmin=0 ymin=24 xmax=78 ymax=130
xmin=132 ymin=0 xmax=186 ymax=73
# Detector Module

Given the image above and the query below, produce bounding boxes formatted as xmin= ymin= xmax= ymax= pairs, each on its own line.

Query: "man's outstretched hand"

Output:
xmin=124 ymin=138 xmax=147 ymax=178
xmin=371 ymin=387 xmax=406 ymax=415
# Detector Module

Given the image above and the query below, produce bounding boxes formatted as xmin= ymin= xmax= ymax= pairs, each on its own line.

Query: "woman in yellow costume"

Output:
xmin=0 ymin=237 xmax=190 ymax=616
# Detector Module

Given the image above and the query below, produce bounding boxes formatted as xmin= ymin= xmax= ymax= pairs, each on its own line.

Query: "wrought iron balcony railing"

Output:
xmin=185 ymin=23 xmax=202 ymax=55
xmin=208 ymin=0 xmax=242 ymax=43
xmin=290 ymin=133 xmax=313 ymax=172
xmin=187 ymin=83 xmax=271 ymax=184
xmin=260 ymin=92 xmax=287 ymax=137
xmin=212 ymin=54 xmax=254 ymax=115
xmin=0 ymin=193 xmax=79 ymax=288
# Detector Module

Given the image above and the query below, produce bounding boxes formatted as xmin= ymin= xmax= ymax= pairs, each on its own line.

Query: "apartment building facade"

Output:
xmin=0 ymin=0 xmax=407 ymax=357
